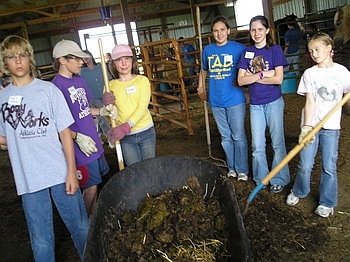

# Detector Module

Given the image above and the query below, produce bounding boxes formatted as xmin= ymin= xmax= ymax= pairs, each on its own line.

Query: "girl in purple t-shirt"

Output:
xmin=237 ymin=15 xmax=290 ymax=194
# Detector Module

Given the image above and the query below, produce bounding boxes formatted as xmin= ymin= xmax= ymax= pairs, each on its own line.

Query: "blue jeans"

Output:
xmin=211 ymin=103 xmax=249 ymax=174
xmin=292 ymin=129 xmax=339 ymax=208
xmin=21 ymin=183 xmax=89 ymax=262
xmin=121 ymin=126 xmax=156 ymax=166
xmin=285 ymin=50 xmax=300 ymax=73
xmin=250 ymin=97 xmax=290 ymax=185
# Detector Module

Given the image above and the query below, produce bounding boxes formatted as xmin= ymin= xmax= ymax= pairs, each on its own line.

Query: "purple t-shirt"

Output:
xmin=238 ymin=44 xmax=287 ymax=105
xmin=52 ymin=74 xmax=104 ymax=167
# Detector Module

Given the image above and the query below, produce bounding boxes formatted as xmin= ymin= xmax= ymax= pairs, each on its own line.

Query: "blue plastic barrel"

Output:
xmin=282 ymin=72 xmax=297 ymax=94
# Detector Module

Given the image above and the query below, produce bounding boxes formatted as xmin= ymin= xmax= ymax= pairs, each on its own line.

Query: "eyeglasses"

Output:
xmin=64 ymin=55 xmax=83 ymax=62
xmin=5 ymin=53 xmax=29 ymax=62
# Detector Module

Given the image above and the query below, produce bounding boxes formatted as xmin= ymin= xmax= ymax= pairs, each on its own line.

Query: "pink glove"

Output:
xmin=108 ymin=123 xmax=131 ymax=143
xmin=102 ymin=91 xmax=116 ymax=106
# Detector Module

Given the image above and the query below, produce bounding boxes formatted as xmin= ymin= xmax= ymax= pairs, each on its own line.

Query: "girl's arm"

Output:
xmin=59 ymin=127 xmax=79 ymax=195
xmin=237 ymin=66 xmax=284 ymax=86
xmin=303 ymin=92 xmax=316 ymax=126
xmin=197 ymin=69 xmax=208 ymax=100
xmin=237 ymin=68 xmax=262 ymax=86
xmin=197 ymin=69 xmax=207 ymax=93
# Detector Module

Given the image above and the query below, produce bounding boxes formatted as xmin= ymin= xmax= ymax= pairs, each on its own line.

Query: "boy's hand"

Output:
xmin=65 ymin=172 xmax=79 ymax=194
xmin=100 ymin=105 xmax=118 ymax=120
xmin=75 ymin=132 xmax=97 ymax=156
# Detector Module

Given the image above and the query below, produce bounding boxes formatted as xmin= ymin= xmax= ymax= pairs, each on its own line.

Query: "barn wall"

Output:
xmin=308 ymin=0 xmax=350 ymax=12
xmin=273 ymin=0 xmax=305 ymax=21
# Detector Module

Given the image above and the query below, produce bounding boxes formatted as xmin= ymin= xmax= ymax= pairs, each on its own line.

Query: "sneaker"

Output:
xmin=286 ymin=190 xmax=299 ymax=206
xmin=314 ymin=205 xmax=334 ymax=218
xmin=270 ymin=184 xmax=284 ymax=193
xmin=237 ymin=173 xmax=248 ymax=181
xmin=227 ymin=170 xmax=237 ymax=178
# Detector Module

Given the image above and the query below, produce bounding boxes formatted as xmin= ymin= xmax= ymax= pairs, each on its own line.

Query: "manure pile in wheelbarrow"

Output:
xmin=83 ymin=156 xmax=250 ymax=262
xmin=106 ymin=176 xmax=229 ymax=261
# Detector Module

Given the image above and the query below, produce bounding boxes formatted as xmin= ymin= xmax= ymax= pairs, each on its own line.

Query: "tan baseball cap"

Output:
xmin=53 ymin=39 xmax=91 ymax=59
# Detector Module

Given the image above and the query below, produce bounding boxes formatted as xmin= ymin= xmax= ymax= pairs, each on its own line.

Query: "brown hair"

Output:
xmin=211 ymin=16 xmax=231 ymax=31
xmin=108 ymin=56 xmax=139 ymax=79
xmin=249 ymin=15 xmax=274 ymax=48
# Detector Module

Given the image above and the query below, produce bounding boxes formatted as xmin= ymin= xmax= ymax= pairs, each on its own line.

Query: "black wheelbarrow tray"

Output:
xmin=83 ymin=156 xmax=250 ymax=261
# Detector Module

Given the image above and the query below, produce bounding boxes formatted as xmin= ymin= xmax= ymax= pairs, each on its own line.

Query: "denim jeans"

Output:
xmin=292 ymin=129 xmax=339 ymax=208
xmin=285 ymin=50 xmax=300 ymax=73
xmin=250 ymin=97 xmax=290 ymax=185
xmin=211 ymin=103 xmax=249 ymax=174
xmin=121 ymin=126 xmax=156 ymax=166
xmin=21 ymin=183 xmax=89 ymax=262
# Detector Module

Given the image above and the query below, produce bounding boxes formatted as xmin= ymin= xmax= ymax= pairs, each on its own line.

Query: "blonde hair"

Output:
xmin=309 ymin=32 xmax=334 ymax=50
xmin=0 ymin=35 xmax=36 ymax=77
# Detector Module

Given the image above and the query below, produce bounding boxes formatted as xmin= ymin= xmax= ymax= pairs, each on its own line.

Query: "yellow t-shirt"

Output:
xmin=108 ymin=75 xmax=153 ymax=133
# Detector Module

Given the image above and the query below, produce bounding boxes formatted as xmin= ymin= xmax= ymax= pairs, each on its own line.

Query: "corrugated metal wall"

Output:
xmin=308 ymin=0 xmax=349 ymax=12
xmin=273 ymin=0 xmax=305 ymax=20
xmin=273 ymin=0 xmax=350 ymax=21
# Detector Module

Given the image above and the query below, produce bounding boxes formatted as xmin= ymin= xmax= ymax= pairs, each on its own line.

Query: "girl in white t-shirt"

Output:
xmin=286 ymin=33 xmax=350 ymax=217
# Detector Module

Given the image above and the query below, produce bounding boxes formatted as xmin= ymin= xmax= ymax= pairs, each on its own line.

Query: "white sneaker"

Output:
xmin=237 ymin=173 xmax=248 ymax=181
xmin=227 ymin=170 xmax=237 ymax=178
xmin=286 ymin=190 xmax=299 ymax=206
xmin=314 ymin=205 xmax=334 ymax=218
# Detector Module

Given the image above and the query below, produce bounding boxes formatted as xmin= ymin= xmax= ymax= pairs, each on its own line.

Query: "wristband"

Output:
xmin=259 ymin=71 xmax=264 ymax=79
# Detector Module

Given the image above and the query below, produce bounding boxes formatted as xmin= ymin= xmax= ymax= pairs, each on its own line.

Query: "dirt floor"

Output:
xmin=1 ymin=92 xmax=350 ymax=261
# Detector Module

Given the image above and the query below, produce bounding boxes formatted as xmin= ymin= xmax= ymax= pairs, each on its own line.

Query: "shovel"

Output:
xmin=98 ymin=39 xmax=125 ymax=171
xmin=244 ymin=91 xmax=350 ymax=215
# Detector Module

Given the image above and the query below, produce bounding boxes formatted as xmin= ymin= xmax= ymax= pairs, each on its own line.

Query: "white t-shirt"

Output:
xmin=0 ymin=78 xmax=74 ymax=195
xmin=297 ymin=63 xmax=350 ymax=129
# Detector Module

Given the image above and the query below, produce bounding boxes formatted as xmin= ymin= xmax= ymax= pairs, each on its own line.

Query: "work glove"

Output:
xmin=74 ymin=132 xmax=98 ymax=157
xmin=100 ymin=105 xmax=118 ymax=120
xmin=108 ymin=123 xmax=131 ymax=143
xmin=298 ymin=125 xmax=315 ymax=145
xmin=102 ymin=91 xmax=116 ymax=106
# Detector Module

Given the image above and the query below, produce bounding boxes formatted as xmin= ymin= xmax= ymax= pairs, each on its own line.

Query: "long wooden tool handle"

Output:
xmin=248 ymin=91 xmax=350 ymax=203
xmin=98 ymin=38 xmax=125 ymax=171
xmin=196 ymin=7 xmax=212 ymax=152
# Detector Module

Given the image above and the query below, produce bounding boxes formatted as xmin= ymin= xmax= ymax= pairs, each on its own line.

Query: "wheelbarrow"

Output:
xmin=83 ymin=156 xmax=250 ymax=261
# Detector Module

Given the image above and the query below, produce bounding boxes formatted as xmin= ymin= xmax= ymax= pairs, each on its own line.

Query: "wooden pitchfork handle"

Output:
xmin=98 ymin=38 xmax=125 ymax=171
xmin=247 ymin=91 xmax=350 ymax=203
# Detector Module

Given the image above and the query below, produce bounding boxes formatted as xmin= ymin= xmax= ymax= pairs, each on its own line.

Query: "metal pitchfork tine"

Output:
xmin=243 ymin=92 xmax=350 ymax=216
